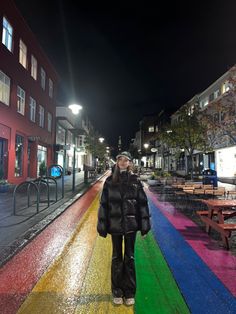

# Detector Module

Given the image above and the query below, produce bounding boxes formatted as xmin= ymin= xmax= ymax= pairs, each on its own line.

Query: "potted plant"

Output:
xmin=147 ymin=172 xmax=160 ymax=186
xmin=39 ymin=161 xmax=47 ymax=177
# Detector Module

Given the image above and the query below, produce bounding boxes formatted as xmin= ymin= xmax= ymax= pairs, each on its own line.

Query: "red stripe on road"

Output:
xmin=0 ymin=178 xmax=105 ymax=314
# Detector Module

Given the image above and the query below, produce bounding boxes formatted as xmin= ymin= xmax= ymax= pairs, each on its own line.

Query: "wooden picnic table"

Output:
xmin=197 ymin=199 xmax=236 ymax=249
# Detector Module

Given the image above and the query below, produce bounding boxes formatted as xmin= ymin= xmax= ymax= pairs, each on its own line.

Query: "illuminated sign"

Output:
xmin=50 ymin=166 xmax=62 ymax=178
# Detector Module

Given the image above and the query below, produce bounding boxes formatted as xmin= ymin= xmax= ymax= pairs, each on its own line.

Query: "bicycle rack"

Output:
xmin=33 ymin=178 xmax=50 ymax=207
xmin=13 ymin=181 xmax=39 ymax=215
xmin=36 ymin=176 xmax=58 ymax=203
xmin=47 ymin=165 xmax=64 ymax=199
xmin=44 ymin=176 xmax=58 ymax=202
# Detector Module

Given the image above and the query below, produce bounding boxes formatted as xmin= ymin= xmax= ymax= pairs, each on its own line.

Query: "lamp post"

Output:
xmin=143 ymin=143 xmax=149 ymax=168
xmin=97 ymin=137 xmax=105 ymax=171
xmin=69 ymin=103 xmax=82 ymax=191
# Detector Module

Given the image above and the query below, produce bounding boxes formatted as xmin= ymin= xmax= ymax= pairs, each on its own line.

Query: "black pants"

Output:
xmin=111 ymin=232 xmax=137 ymax=298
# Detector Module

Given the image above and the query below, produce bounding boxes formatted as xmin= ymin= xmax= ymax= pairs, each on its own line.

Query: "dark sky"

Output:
xmin=14 ymin=0 xmax=236 ymax=149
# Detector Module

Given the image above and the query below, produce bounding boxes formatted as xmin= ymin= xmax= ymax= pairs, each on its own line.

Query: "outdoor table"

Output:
xmin=198 ymin=199 xmax=236 ymax=249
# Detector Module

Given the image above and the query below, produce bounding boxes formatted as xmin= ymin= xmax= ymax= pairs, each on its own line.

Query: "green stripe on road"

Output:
xmin=135 ymin=233 xmax=190 ymax=314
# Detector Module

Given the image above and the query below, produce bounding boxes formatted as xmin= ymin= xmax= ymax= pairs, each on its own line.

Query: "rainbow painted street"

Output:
xmin=0 ymin=176 xmax=235 ymax=314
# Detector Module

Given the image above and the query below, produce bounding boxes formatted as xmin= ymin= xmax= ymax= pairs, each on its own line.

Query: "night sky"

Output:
xmin=14 ymin=0 xmax=236 ymax=149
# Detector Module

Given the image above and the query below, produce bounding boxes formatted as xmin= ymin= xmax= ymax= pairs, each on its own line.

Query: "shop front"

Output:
xmin=216 ymin=146 xmax=236 ymax=178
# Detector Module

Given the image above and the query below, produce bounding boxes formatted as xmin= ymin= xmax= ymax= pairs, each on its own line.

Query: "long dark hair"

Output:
xmin=112 ymin=164 xmax=132 ymax=184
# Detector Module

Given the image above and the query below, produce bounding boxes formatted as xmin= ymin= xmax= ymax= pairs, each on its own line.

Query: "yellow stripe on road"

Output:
xmin=75 ymin=235 xmax=133 ymax=314
xmin=17 ymin=192 xmax=134 ymax=314
xmin=17 ymin=195 xmax=100 ymax=314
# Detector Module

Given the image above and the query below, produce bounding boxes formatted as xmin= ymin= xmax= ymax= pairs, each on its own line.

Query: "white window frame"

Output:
xmin=49 ymin=78 xmax=53 ymax=98
xmin=29 ymin=97 xmax=36 ymax=122
xmin=2 ymin=17 xmax=13 ymax=52
xmin=17 ymin=86 xmax=25 ymax=115
xmin=39 ymin=105 xmax=44 ymax=127
xmin=40 ymin=68 xmax=46 ymax=90
xmin=19 ymin=39 xmax=27 ymax=69
xmin=31 ymin=55 xmax=37 ymax=80
xmin=47 ymin=112 xmax=52 ymax=132
xmin=0 ymin=70 xmax=10 ymax=105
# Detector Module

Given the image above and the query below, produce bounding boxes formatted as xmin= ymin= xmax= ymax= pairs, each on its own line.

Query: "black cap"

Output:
xmin=116 ymin=151 xmax=132 ymax=161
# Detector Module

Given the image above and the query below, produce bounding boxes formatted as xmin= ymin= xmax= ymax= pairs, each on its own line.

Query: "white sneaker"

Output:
xmin=113 ymin=297 xmax=123 ymax=305
xmin=125 ymin=298 xmax=135 ymax=306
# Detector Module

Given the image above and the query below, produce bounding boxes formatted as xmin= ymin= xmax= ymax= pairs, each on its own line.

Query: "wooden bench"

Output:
xmin=227 ymin=191 xmax=236 ymax=199
xmin=197 ymin=210 xmax=236 ymax=218
xmin=218 ymin=223 xmax=236 ymax=230
xmin=197 ymin=199 xmax=236 ymax=249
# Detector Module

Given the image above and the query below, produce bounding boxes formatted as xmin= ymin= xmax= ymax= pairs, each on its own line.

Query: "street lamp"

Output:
xmin=69 ymin=103 xmax=83 ymax=191
xmin=68 ymin=104 xmax=82 ymax=115
xmin=99 ymin=137 xmax=105 ymax=143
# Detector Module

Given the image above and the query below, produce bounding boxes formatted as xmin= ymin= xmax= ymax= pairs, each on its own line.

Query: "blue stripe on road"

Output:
xmin=148 ymin=198 xmax=236 ymax=314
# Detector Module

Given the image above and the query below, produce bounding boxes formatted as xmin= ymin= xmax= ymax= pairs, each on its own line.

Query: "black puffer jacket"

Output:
xmin=97 ymin=172 xmax=151 ymax=237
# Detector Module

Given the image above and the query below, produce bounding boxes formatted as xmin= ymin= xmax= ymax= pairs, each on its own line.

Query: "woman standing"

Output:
xmin=97 ymin=151 xmax=151 ymax=306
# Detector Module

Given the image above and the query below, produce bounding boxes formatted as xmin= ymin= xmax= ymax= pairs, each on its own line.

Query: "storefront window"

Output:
xmin=15 ymin=135 xmax=24 ymax=177
xmin=37 ymin=145 xmax=47 ymax=176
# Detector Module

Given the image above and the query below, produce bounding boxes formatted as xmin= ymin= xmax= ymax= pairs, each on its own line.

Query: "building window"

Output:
xmin=209 ymin=93 xmax=214 ymax=102
xmin=0 ymin=70 xmax=10 ymax=105
xmin=214 ymin=89 xmax=220 ymax=99
xmin=2 ymin=17 xmax=13 ymax=52
xmin=47 ymin=112 xmax=52 ymax=132
xmin=31 ymin=55 xmax=37 ymax=80
xmin=29 ymin=97 xmax=36 ymax=122
xmin=15 ymin=135 xmax=24 ymax=177
xmin=79 ymin=136 xmax=83 ymax=146
xmin=39 ymin=105 xmax=44 ymax=127
xmin=37 ymin=145 xmax=47 ymax=176
xmin=19 ymin=39 xmax=27 ymax=68
xmin=17 ymin=86 xmax=25 ymax=115
xmin=56 ymin=125 xmax=66 ymax=143
xmin=49 ymin=78 xmax=53 ymax=98
xmin=40 ymin=67 xmax=46 ymax=90
xmin=148 ymin=126 xmax=154 ymax=132
xmin=213 ymin=113 xmax=219 ymax=123
xmin=222 ymin=81 xmax=230 ymax=94
xmin=155 ymin=125 xmax=158 ymax=132
xmin=201 ymin=97 xmax=209 ymax=108
xmin=219 ymin=111 xmax=226 ymax=123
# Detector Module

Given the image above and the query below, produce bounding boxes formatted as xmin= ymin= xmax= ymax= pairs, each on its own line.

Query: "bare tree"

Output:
xmin=160 ymin=104 xmax=209 ymax=179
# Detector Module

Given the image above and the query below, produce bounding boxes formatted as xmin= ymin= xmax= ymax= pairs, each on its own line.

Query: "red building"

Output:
xmin=0 ymin=0 xmax=59 ymax=184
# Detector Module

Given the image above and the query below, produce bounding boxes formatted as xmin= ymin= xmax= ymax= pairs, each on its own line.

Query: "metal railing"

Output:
xmin=33 ymin=178 xmax=50 ymax=207
xmin=13 ymin=181 xmax=39 ymax=215
xmin=43 ymin=176 xmax=58 ymax=202
xmin=13 ymin=176 xmax=59 ymax=216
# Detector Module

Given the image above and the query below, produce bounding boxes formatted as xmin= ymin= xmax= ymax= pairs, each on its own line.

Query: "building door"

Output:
xmin=0 ymin=137 xmax=8 ymax=179
xmin=27 ymin=140 xmax=32 ymax=177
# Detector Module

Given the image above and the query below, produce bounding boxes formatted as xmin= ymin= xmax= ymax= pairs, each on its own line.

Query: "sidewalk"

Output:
xmin=0 ymin=171 xmax=105 ymax=267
